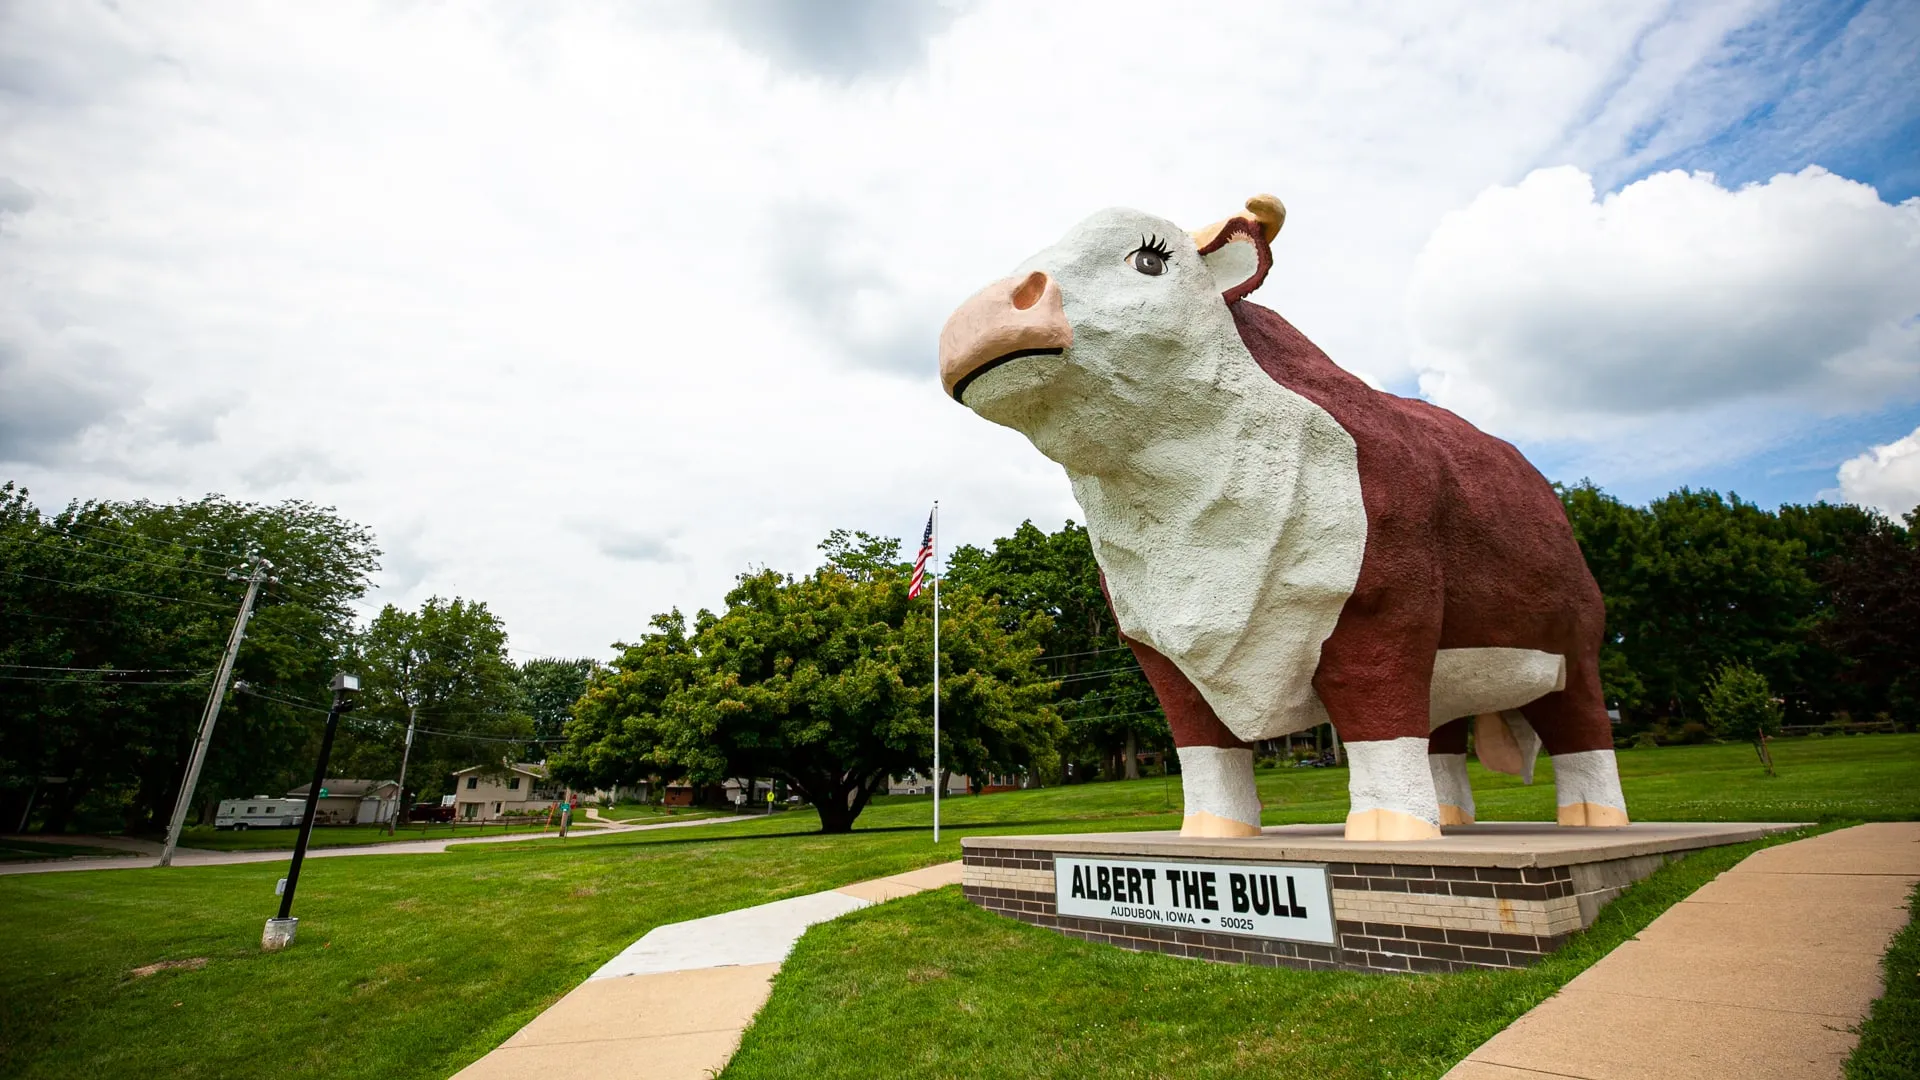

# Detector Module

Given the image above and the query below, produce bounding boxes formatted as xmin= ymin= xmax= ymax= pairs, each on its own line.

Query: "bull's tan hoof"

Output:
xmin=1343 ymin=808 xmax=1443 ymax=841
xmin=1438 ymin=803 xmax=1475 ymax=826
xmin=1181 ymin=811 xmax=1263 ymax=838
xmin=1557 ymin=801 xmax=1630 ymax=827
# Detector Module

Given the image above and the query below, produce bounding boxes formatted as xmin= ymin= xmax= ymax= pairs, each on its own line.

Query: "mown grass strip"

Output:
xmin=1846 ymin=881 xmax=1920 ymax=1080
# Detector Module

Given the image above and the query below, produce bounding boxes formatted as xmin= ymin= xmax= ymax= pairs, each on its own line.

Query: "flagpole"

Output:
xmin=931 ymin=500 xmax=941 ymax=845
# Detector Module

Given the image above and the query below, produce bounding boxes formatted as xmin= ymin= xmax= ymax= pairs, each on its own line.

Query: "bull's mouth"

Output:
xmin=951 ymin=347 xmax=1065 ymax=403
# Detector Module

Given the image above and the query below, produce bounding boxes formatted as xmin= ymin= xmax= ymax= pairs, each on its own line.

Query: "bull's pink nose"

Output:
xmin=939 ymin=270 xmax=1073 ymax=402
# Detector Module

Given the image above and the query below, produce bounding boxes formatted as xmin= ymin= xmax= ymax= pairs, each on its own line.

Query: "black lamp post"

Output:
xmin=263 ymin=672 xmax=358 ymax=951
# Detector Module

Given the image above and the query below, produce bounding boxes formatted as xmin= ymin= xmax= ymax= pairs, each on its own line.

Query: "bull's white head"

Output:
xmin=939 ymin=196 xmax=1284 ymax=475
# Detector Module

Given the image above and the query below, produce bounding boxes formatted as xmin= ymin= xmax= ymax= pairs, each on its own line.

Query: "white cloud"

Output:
xmin=1410 ymin=166 xmax=1920 ymax=440
xmin=0 ymin=0 xmax=1840 ymax=658
xmin=1836 ymin=426 xmax=1920 ymax=519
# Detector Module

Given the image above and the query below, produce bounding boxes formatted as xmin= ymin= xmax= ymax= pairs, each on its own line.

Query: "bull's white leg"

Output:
xmin=1177 ymin=746 xmax=1262 ymax=837
xmin=1552 ymin=749 xmax=1630 ymax=827
xmin=1429 ymin=752 xmax=1475 ymax=825
xmin=1345 ymin=737 xmax=1443 ymax=841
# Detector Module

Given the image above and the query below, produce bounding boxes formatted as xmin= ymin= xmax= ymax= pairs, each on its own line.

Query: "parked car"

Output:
xmin=214 ymin=797 xmax=306 ymax=830
xmin=408 ymin=802 xmax=455 ymax=823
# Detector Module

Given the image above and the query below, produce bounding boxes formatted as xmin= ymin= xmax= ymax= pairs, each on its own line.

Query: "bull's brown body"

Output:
xmin=1126 ymin=301 xmax=1614 ymax=761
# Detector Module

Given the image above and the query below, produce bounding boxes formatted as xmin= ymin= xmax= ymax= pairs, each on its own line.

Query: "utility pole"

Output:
xmin=263 ymin=672 xmax=358 ymax=950
xmin=159 ymin=554 xmax=274 ymax=867
xmin=386 ymin=702 xmax=418 ymax=835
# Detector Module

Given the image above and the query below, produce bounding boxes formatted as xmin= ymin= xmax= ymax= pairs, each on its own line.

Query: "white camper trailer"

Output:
xmin=214 ymin=796 xmax=306 ymax=830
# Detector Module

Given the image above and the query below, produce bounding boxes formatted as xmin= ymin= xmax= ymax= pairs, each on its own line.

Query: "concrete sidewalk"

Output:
xmin=0 ymin=814 xmax=761 ymax=876
xmin=450 ymin=861 xmax=964 ymax=1079
xmin=1444 ymin=822 xmax=1920 ymax=1080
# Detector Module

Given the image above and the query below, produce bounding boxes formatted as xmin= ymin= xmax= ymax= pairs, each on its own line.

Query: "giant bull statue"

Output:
xmin=938 ymin=195 xmax=1628 ymax=841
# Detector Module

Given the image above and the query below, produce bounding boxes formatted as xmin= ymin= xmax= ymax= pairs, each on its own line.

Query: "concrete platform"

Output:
xmin=962 ymin=822 xmax=1806 ymax=973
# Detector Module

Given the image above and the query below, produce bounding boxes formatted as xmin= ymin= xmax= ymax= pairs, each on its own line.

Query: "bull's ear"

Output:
xmin=1189 ymin=194 xmax=1284 ymax=304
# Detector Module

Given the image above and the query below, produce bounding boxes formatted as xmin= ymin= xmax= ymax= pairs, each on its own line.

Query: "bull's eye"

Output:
xmin=1128 ymin=235 xmax=1174 ymax=277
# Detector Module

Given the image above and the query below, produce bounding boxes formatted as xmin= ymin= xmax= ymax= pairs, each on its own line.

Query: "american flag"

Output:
xmin=908 ymin=510 xmax=934 ymax=599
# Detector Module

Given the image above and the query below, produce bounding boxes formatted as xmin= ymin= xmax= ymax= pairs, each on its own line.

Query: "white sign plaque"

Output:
xmin=1055 ymin=855 xmax=1335 ymax=945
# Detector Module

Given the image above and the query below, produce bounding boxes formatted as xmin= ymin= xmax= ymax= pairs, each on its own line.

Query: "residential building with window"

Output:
xmin=284 ymin=778 xmax=400 ymax=825
xmin=449 ymin=763 xmax=566 ymax=821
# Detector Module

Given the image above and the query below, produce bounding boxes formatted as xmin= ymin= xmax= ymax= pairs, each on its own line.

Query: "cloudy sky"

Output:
xmin=3 ymin=0 xmax=1917 ymax=661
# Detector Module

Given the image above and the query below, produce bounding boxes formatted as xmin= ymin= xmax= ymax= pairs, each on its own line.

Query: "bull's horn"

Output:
xmin=1189 ymin=194 xmax=1287 ymax=251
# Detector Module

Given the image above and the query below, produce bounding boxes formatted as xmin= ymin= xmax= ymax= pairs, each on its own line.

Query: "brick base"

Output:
xmin=961 ymin=842 xmax=1691 ymax=973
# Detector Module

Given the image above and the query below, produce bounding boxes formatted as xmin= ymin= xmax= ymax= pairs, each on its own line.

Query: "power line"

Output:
xmin=0 ymin=663 xmax=209 ymax=674
xmin=232 ymin=684 xmax=333 ymax=714
xmin=33 ymin=520 xmax=358 ymax=603
xmin=52 ymin=518 xmax=247 ymax=563
xmin=1 ymin=535 xmax=237 ymax=578
xmin=245 ymin=605 xmax=345 ymax=652
xmin=264 ymin=578 xmax=337 ymax=609
xmin=1 ymin=610 xmax=132 ymax=628
xmin=39 ymin=520 xmax=230 ymax=562
xmin=0 ymin=569 xmax=237 ymax=611
xmin=1046 ymin=664 xmax=1145 ymax=686
xmin=1056 ymin=687 xmax=1158 ymax=709
xmin=1038 ymin=643 xmax=1136 ymax=662
xmin=1059 ymin=703 xmax=1159 ymax=718
xmin=415 ymin=727 xmax=565 ymax=744
xmin=0 ymin=673 xmax=208 ymax=685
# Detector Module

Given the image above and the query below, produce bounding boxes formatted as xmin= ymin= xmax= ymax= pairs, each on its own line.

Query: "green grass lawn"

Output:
xmin=174 ymin=822 xmax=556 ymax=851
xmin=0 ymin=839 xmax=126 ymax=863
xmin=1847 ymin=881 xmax=1920 ymax=1080
xmin=1 ymin=735 xmax=1914 ymax=1080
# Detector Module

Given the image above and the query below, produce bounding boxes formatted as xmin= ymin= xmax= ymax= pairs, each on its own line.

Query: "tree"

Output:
xmin=336 ymin=597 xmax=531 ymax=804
xmin=947 ymin=520 xmax=1161 ymax=781
xmin=549 ymin=611 xmax=699 ymax=796
xmin=1819 ymin=514 xmax=1919 ymax=725
xmin=0 ymin=483 xmax=377 ymax=833
xmin=516 ymin=657 xmax=598 ymax=748
xmin=554 ymin=532 xmax=1061 ymax=833
xmin=1701 ymin=662 xmax=1784 ymax=774
xmin=1560 ymin=483 xmax=1821 ymax=731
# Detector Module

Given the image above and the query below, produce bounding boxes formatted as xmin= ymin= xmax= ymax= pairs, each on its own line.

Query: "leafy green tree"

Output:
xmin=1701 ymin=662 xmax=1784 ymax=774
xmin=1561 ymin=483 xmax=1821 ymax=729
xmin=550 ymin=611 xmax=699 ymax=796
xmin=0 ymin=483 xmax=376 ymax=832
xmin=516 ymin=657 xmax=599 ymax=747
xmin=336 ymin=597 xmax=531 ymax=803
xmin=555 ymin=533 xmax=1061 ymax=833
xmin=1818 ymin=514 xmax=1919 ymax=725
xmin=947 ymin=521 xmax=1160 ymax=781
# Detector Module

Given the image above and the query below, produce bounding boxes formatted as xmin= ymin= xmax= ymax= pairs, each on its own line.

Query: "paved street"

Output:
xmin=0 ymin=813 xmax=763 ymax=876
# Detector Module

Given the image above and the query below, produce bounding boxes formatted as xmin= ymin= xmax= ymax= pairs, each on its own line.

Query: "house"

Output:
xmin=887 ymin=771 xmax=1034 ymax=796
xmin=661 ymin=779 xmax=729 ymax=807
xmin=450 ymin=763 xmax=565 ymax=821
xmin=585 ymin=781 xmax=651 ymax=805
xmin=888 ymin=771 xmax=977 ymax=796
xmin=285 ymin=779 xmax=400 ymax=825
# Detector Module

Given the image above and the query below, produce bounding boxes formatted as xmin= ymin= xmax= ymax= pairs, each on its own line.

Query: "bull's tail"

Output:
xmin=1473 ymin=710 xmax=1542 ymax=785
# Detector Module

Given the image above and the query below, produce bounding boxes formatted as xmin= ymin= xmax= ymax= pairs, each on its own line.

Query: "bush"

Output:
xmin=1632 ymin=731 xmax=1659 ymax=750
xmin=1702 ymin=661 xmax=1784 ymax=773
xmin=1702 ymin=662 xmax=1785 ymax=744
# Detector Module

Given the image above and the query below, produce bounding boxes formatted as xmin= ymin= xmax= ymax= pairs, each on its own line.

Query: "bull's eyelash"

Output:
xmin=1140 ymin=234 xmax=1174 ymax=260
